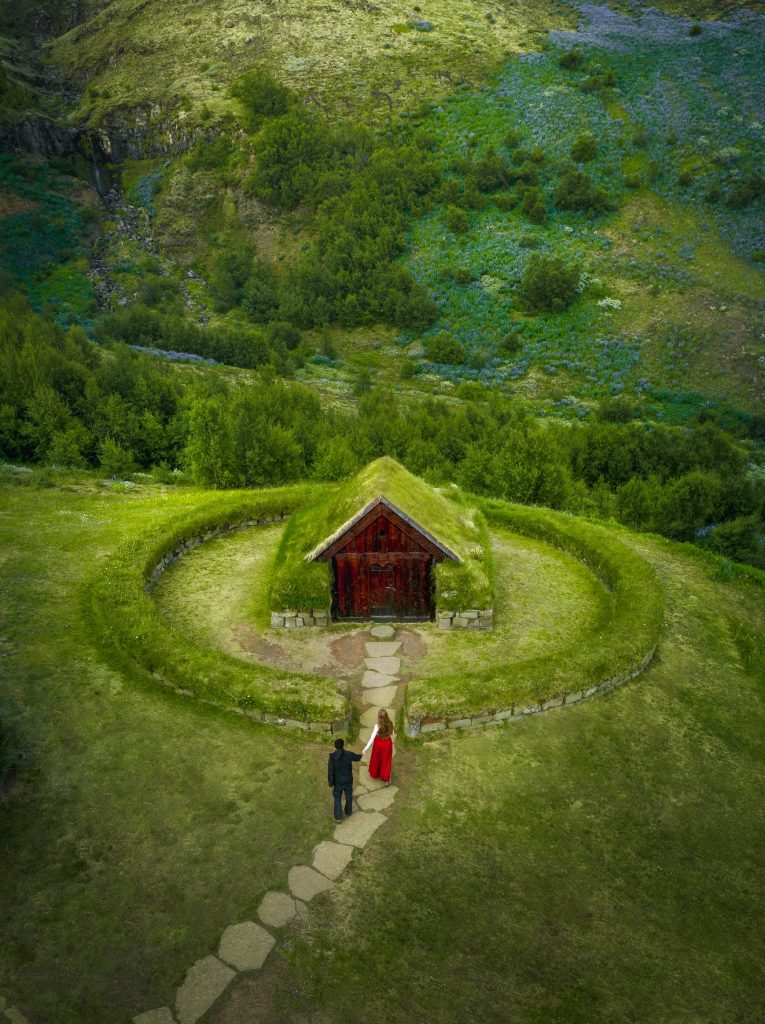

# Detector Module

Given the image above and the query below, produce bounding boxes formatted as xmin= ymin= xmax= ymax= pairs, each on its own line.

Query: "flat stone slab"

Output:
xmin=361 ymin=670 xmax=398 ymax=689
xmin=364 ymin=641 xmax=401 ymax=657
xmin=361 ymin=684 xmax=399 ymax=706
xmin=134 ymin=1010 xmax=176 ymax=1024
xmin=370 ymin=624 xmax=396 ymax=639
xmin=218 ymin=921 xmax=275 ymax=972
xmin=294 ymin=899 xmax=309 ymax=920
xmin=312 ymin=840 xmax=354 ymax=880
xmin=362 ymin=773 xmax=389 ymax=792
xmin=357 ymin=786 xmax=398 ymax=812
xmin=288 ymin=865 xmax=335 ymax=902
xmin=257 ymin=891 xmax=298 ymax=929
xmin=176 ymin=955 xmax=235 ymax=1024
xmin=333 ymin=810 xmax=387 ymax=848
xmin=360 ymin=705 xmax=383 ymax=727
xmin=365 ymin=657 xmax=400 ymax=675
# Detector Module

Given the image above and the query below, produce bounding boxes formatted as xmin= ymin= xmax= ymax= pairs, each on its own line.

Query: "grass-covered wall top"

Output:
xmin=269 ymin=457 xmax=493 ymax=613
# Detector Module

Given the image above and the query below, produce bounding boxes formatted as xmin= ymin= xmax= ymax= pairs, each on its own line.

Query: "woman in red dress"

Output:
xmin=362 ymin=708 xmax=394 ymax=785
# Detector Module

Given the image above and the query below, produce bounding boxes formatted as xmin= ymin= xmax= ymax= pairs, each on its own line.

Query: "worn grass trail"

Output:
xmin=207 ymin=534 xmax=765 ymax=1024
xmin=0 ymin=482 xmax=333 ymax=1023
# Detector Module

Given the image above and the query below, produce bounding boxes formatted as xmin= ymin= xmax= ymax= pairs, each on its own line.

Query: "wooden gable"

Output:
xmin=309 ymin=496 xmax=460 ymax=564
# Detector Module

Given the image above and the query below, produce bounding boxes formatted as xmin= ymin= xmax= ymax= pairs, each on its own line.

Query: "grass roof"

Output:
xmin=269 ymin=457 xmax=493 ymax=613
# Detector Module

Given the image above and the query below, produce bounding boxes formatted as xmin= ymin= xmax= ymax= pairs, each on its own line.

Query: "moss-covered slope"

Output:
xmin=269 ymin=457 xmax=493 ymax=613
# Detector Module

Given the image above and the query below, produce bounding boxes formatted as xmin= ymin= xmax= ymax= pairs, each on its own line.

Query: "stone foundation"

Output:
xmin=436 ymin=608 xmax=493 ymax=631
xmin=405 ymin=646 xmax=656 ymax=737
xmin=271 ymin=610 xmax=330 ymax=628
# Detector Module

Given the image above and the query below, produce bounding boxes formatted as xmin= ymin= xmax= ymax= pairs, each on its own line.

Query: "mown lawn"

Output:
xmin=209 ymin=531 xmax=765 ymax=1024
xmin=0 ymin=477 xmax=335 ymax=1023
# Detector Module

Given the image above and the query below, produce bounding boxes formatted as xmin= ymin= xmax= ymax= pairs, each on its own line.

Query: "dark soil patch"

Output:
xmin=399 ymin=628 xmax=427 ymax=663
xmin=330 ymin=631 xmax=366 ymax=669
xmin=232 ymin=623 xmax=285 ymax=664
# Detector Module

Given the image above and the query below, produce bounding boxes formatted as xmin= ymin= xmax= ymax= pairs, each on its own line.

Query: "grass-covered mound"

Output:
xmin=269 ymin=457 xmax=493 ymax=614
xmin=89 ymin=484 xmax=348 ymax=723
xmin=405 ymin=500 xmax=664 ymax=718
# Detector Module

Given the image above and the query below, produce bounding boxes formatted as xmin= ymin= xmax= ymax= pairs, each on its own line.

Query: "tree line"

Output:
xmin=1 ymin=293 xmax=763 ymax=568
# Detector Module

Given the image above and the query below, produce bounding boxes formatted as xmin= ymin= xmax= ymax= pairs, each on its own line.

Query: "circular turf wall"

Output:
xmin=404 ymin=499 xmax=664 ymax=731
xmin=89 ymin=488 xmax=663 ymax=738
xmin=87 ymin=485 xmax=350 ymax=731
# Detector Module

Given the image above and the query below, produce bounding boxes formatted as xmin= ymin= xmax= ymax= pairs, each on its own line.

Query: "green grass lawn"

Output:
xmin=412 ymin=526 xmax=613 ymax=681
xmin=0 ymin=478 xmax=338 ymax=1023
xmin=2 ymin=472 xmax=764 ymax=1022
xmin=209 ymin=531 xmax=765 ymax=1024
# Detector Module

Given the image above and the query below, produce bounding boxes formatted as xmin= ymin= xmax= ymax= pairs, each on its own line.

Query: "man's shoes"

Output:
xmin=334 ymin=817 xmax=343 ymax=823
xmin=345 ymin=810 xmax=353 ymax=817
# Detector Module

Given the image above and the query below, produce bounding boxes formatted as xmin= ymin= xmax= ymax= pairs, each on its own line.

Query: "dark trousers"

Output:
xmin=333 ymin=784 xmax=353 ymax=821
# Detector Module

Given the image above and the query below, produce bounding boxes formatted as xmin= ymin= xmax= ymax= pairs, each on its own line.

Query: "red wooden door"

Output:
xmin=370 ymin=565 xmax=395 ymax=617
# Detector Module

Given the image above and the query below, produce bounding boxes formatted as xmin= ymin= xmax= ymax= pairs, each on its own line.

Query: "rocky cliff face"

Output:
xmin=1 ymin=107 xmax=217 ymax=170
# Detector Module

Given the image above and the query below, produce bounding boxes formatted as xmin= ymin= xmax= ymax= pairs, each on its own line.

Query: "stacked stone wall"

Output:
xmin=271 ymin=610 xmax=329 ymax=628
xmin=405 ymin=646 xmax=655 ymax=737
xmin=436 ymin=608 xmax=493 ymax=630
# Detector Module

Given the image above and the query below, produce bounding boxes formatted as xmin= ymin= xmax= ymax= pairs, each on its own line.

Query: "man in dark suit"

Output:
xmin=328 ymin=737 xmax=362 ymax=823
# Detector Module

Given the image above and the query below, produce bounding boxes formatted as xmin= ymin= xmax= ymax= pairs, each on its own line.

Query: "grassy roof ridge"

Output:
xmin=305 ymin=457 xmax=476 ymax=559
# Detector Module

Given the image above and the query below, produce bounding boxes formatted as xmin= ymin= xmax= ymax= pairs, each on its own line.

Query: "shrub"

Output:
xmin=445 ymin=205 xmax=469 ymax=233
xmin=678 ymin=167 xmax=696 ymax=187
xmin=554 ymin=165 xmax=610 ymax=212
xmin=249 ymin=111 xmax=331 ymax=208
xmin=597 ymin=398 xmax=635 ymax=423
xmin=633 ymin=123 xmax=648 ymax=149
xmin=424 ymin=334 xmax=466 ymax=364
xmin=473 ymin=146 xmax=511 ymax=192
xmin=231 ymin=68 xmax=291 ymax=126
xmin=508 ymin=161 xmax=539 ymax=186
xmin=498 ymin=332 xmax=523 ymax=357
xmin=558 ymin=49 xmax=583 ymax=69
xmin=99 ymin=436 xmax=136 ymax=478
xmin=504 ymin=129 xmax=522 ymax=149
xmin=242 ymin=260 xmax=279 ymax=322
xmin=725 ymin=174 xmax=765 ymax=209
xmin=570 ymin=133 xmax=597 ymax=163
xmin=453 ymin=267 xmax=473 ymax=285
xmin=520 ymin=186 xmax=548 ymax=225
xmin=519 ymin=254 xmax=580 ymax=313
xmin=689 ymin=22 xmax=702 ymax=36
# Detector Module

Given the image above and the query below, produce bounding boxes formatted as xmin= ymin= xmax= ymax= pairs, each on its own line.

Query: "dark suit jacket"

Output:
xmin=328 ymin=748 xmax=362 ymax=788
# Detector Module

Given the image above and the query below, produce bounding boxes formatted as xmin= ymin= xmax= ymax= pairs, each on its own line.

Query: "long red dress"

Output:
xmin=368 ymin=733 xmax=393 ymax=782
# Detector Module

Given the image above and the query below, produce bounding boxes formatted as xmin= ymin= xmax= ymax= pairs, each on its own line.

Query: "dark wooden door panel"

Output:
xmin=332 ymin=552 xmax=435 ymax=621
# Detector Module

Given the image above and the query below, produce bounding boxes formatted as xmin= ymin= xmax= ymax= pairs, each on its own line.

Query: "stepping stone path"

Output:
xmin=131 ymin=624 xmax=409 ymax=1024
xmin=257 ymin=891 xmax=298 ymax=929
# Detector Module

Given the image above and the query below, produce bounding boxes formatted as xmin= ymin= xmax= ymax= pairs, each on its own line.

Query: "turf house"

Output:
xmin=269 ymin=458 xmax=494 ymax=629
xmin=308 ymin=495 xmax=460 ymax=621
